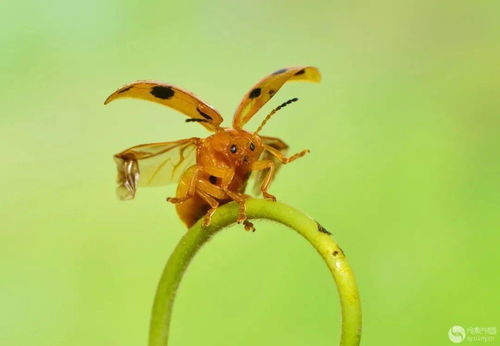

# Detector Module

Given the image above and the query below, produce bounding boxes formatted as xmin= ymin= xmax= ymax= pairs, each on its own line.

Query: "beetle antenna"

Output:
xmin=254 ymin=98 xmax=299 ymax=135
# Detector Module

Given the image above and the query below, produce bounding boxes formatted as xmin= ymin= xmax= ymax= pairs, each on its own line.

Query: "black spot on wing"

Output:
xmin=272 ymin=68 xmax=288 ymax=75
xmin=118 ymin=86 xmax=133 ymax=93
xmin=209 ymin=175 xmax=217 ymax=184
xmin=249 ymin=88 xmax=261 ymax=99
xmin=186 ymin=118 xmax=209 ymax=123
xmin=151 ymin=86 xmax=175 ymax=99
xmin=268 ymin=89 xmax=275 ymax=95
xmin=294 ymin=69 xmax=305 ymax=76
xmin=316 ymin=222 xmax=332 ymax=235
xmin=196 ymin=107 xmax=213 ymax=120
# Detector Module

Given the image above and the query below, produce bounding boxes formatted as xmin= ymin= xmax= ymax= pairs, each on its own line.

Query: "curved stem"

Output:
xmin=149 ymin=199 xmax=362 ymax=346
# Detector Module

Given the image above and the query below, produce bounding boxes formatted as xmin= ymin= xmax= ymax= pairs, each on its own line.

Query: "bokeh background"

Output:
xmin=1 ymin=0 xmax=499 ymax=345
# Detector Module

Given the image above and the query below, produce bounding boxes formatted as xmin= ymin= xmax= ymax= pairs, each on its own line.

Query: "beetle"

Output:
xmin=105 ymin=66 xmax=321 ymax=230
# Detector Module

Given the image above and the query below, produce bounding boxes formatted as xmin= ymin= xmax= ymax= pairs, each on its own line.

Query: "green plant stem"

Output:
xmin=149 ymin=199 xmax=362 ymax=346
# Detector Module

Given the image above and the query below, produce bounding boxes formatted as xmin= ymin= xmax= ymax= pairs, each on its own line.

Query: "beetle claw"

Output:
xmin=263 ymin=192 xmax=277 ymax=202
xmin=243 ymin=220 xmax=256 ymax=232
xmin=202 ymin=216 xmax=211 ymax=227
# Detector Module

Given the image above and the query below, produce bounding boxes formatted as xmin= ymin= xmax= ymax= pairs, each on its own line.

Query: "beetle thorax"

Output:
xmin=197 ymin=128 xmax=263 ymax=169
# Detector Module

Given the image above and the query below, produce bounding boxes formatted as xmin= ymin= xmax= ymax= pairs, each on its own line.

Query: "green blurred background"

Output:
xmin=1 ymin=0 xmax=499 ymax=345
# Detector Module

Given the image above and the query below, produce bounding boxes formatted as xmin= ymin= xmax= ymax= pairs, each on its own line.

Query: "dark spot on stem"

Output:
xmin=316 ymin=222 xmax=332 ymax=235
xmin=151 ymin=86 xmax=175 ymax=99
xmin=335 ymin=247 xmax=345 ymax=257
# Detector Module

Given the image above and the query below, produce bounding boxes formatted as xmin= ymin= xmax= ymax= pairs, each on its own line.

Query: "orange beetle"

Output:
xmin=105 ymin=66 xmax=321 ymax=230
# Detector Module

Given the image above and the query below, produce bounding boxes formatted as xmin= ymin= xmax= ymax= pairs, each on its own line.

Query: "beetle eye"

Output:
xmin=230 ymin=144 xmax=237 ymax=154
xmin=250 ymin=143 xmax=255 ymax=151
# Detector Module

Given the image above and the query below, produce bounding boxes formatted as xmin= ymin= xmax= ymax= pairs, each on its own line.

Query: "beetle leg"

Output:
xmin=196 ymin=179 xmax=228 ymax=199
xmin=250 ymin=160 xmax=277 ymax=201
xmin=197 ymin=189 xmax=219 ymax=227
xmin=197 ymin=177 xmax=253 ymax=229
xmin=166 ymin=166 xmax=198 ymax=204
xmin=198 ymin=167 xmax=250 ymax=225
xmin=215 ymin=168 xmax=249 ymax=224
xmin=264 ymin=144 xmax=310 ymax=164
xmin=223 ymin=190 xmax=249 ymax=224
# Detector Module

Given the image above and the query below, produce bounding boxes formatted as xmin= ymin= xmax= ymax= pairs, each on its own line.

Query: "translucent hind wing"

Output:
xmin=114 ymin=138 xmax=198 ymax=200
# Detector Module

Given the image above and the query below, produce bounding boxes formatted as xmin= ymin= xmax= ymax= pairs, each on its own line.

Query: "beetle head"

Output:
xmin=211 ymin=128 xmax=263 ymax=167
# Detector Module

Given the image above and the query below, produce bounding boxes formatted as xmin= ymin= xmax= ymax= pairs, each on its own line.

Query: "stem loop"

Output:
xmin=149 ymin=199 xmax=362 ymax=346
